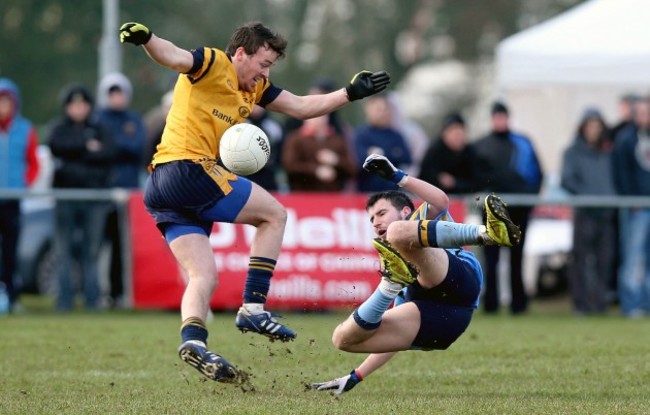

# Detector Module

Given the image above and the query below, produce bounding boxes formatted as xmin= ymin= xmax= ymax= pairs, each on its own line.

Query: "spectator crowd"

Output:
xmin=1 ymin=72 xmax=649 ymax=319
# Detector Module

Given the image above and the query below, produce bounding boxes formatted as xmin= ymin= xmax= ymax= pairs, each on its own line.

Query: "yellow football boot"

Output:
xmin=483 ymin=194 xmax=522 ymax=247
xmin=372 ymin=238 xmax=418 ymax=287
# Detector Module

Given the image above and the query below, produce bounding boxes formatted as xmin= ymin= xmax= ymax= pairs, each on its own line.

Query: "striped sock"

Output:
xmin=243 ymin=256 xmax=276 ymax=304
xmin=180 ymin=317 xmax=208 ymax=344
xmin=418 ymin=220 xmax=482 ymax=248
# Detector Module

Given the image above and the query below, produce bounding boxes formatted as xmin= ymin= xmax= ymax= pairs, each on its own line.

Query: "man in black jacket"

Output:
xmin=418 ymin=113 xmax=480 ymax=194
xmin=473 ymin=101 xmax=543 ymax=314
xmin=47 ymin=84 xmax=117 ymax=311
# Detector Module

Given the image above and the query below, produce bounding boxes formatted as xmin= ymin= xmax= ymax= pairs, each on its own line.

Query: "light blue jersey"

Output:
xmin=399 ymin=202 xmax=483 ymax=309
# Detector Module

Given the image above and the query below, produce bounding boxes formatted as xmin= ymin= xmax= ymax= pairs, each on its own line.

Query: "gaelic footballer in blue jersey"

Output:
xmin=311 ymin=154 xmax=520 ymax=395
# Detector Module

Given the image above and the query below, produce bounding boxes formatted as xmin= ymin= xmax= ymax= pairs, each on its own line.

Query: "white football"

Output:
xmin=219 ymin=123 xmax=270 ymax=176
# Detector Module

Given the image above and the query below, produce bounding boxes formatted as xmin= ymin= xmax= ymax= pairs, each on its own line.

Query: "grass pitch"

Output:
xmin=1 ymin=297 xmax=649 ymax=415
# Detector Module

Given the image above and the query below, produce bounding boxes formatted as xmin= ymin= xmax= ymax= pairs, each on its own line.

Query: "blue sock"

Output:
xmin=243 ymin=256 xmax=276 ymax=304
xmin=353 ymin=280 xmax=401 ymax=330
xmin=418 ymin=220 xmax=481 ymax=248
xmin=180 ymin=317 xmax=208 ymax=344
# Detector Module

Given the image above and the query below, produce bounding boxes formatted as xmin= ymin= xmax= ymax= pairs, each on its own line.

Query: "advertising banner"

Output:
xmin=129 ymin=192 xmax=465 ymax=310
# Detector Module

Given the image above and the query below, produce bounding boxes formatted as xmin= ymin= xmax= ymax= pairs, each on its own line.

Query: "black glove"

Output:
xmin=311 ymin=370 xmax=362 ymax=396
xmin=363 ymin=154 xmax=408 ymax=186
xmin=345 ymin=71 xmax=390 ymax=101
xmin=119 ymin=22 xmax=152 ymax=46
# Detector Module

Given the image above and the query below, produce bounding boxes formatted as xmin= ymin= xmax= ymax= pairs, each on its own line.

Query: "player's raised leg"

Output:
xmin=230 ymin=181 xmax=296 ymax=341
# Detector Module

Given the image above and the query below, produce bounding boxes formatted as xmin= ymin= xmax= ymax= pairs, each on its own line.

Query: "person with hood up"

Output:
xmin=0 ymin=77 xmax=40 ymax=312
xmin=561 ymin=108 xmax=617 ymax=315
xmin=97 ymin=72 xmax=146 ymax=308
xmin=97 ymin=72 xmax=146 ymax=188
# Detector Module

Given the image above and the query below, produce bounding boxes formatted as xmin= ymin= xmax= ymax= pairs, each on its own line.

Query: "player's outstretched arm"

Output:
xmin=363 ymin=154 xmax=449 ymax=214
xmin=266 ymin=71 xmax=390 ymax=120
xmin=119 ymin=22 xmax=194 ymax=73
xmin=311 ymin=352 xmax=396 ymax=396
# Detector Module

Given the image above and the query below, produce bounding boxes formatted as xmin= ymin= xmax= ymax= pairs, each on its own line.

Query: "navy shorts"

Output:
xmin=401 ymin=250 xmax=482 ymax=350
xmin=144 ymin=160 xmax=252 ymax=237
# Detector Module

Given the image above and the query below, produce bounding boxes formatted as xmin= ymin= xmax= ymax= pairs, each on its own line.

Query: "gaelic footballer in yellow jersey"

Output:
xmin=152 ymin=47 xmax=279 ymax=166
xmin=120 ymin=20 xmax=390 ymax=382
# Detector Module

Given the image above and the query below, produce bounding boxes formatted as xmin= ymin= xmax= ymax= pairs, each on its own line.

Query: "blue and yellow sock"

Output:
xmin=243 ymin=256 xmax=276 ymax=304
xmin=418 ymin=220 xmax=482 ymax=248
xmin=180 ymin=316 xmax=208 ymax=344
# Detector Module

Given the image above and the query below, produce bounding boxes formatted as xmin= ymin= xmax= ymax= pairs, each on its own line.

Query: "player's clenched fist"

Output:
xmin=363 ymin=153 xmax=408 ymax=186
xmin=345 ymin=70 xmax=390 ymax=101
xmin=119 ymin=22 xmax=152 ymax=46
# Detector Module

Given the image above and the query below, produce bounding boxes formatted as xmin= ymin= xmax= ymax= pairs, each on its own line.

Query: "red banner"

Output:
xmin=129 ymin=192 xmax=465 ymax=310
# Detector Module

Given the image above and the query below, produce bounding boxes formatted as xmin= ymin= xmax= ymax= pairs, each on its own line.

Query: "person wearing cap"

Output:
xmin=0 ymin=77 xmax=40 ymax=313
xmin=473 ymin=101 xmax=543 ymax=315
xmin=46 ymin=83 xmax=117 ymax=311
xmin=561 ymin=107 xmax=617 ymax=315
xmin=418 ymin=112 xmax=480 ymax=194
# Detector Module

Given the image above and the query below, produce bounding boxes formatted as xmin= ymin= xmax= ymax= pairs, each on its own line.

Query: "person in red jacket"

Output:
xmin=0 ymin=77 xmax=40 ymax=312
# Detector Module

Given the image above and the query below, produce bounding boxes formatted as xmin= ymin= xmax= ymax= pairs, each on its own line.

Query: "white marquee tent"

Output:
xmin=496 ymin=0 xmax=650 ymax=175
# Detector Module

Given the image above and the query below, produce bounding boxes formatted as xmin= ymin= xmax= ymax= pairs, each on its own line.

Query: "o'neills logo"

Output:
xmin=212 ymin=108 xmax=236 ymax=125
xmin=238 ymin=106 xmax=251 ymax=118
xmin=257 ymin=135 xmax=270 ymax=158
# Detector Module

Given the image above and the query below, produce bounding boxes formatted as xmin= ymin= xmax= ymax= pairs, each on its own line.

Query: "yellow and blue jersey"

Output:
xmin=152 ymin=47 xmax=282 ymax=166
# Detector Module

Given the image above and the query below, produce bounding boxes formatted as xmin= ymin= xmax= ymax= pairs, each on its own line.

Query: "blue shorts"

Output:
xmin=399 ymin=250 xmax=482 ymax=350
xmin=144 ymin=160 xmax=252 ymax=239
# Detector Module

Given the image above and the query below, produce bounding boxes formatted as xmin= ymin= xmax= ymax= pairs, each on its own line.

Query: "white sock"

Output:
xmin=378 ymin=278 xmax=403 ymax=297
xmin=243 ymin=303 xmax=264 ymax=314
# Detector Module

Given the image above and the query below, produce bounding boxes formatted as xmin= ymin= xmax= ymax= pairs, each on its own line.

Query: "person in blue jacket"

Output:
xmin=0 ymin=77 xmax=40 ymax=312
xmin=97 ymin=72 xmax=147 ymax=308
xmin=473 ymin=101 xmax=543 ymax=315
xmin=354 ymin=94 xmax=412 ymax=192
xmin=611 ymin=97 xmax=650 ymax=318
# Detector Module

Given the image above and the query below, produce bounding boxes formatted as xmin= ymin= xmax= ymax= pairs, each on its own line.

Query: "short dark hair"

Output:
xmin=366 ymin=190 xmax=414 ymax=212
xmin=225 ymin=22 xmax=287 ymax=59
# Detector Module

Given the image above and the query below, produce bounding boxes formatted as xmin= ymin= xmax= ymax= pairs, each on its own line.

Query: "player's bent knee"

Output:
xmin=331 ymin=327 xmax=350 ymax=351
xmin=331 ymin=335 xmax=352 ymax=352
xmin=385 ymin=221 xmax=412 ymax=247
